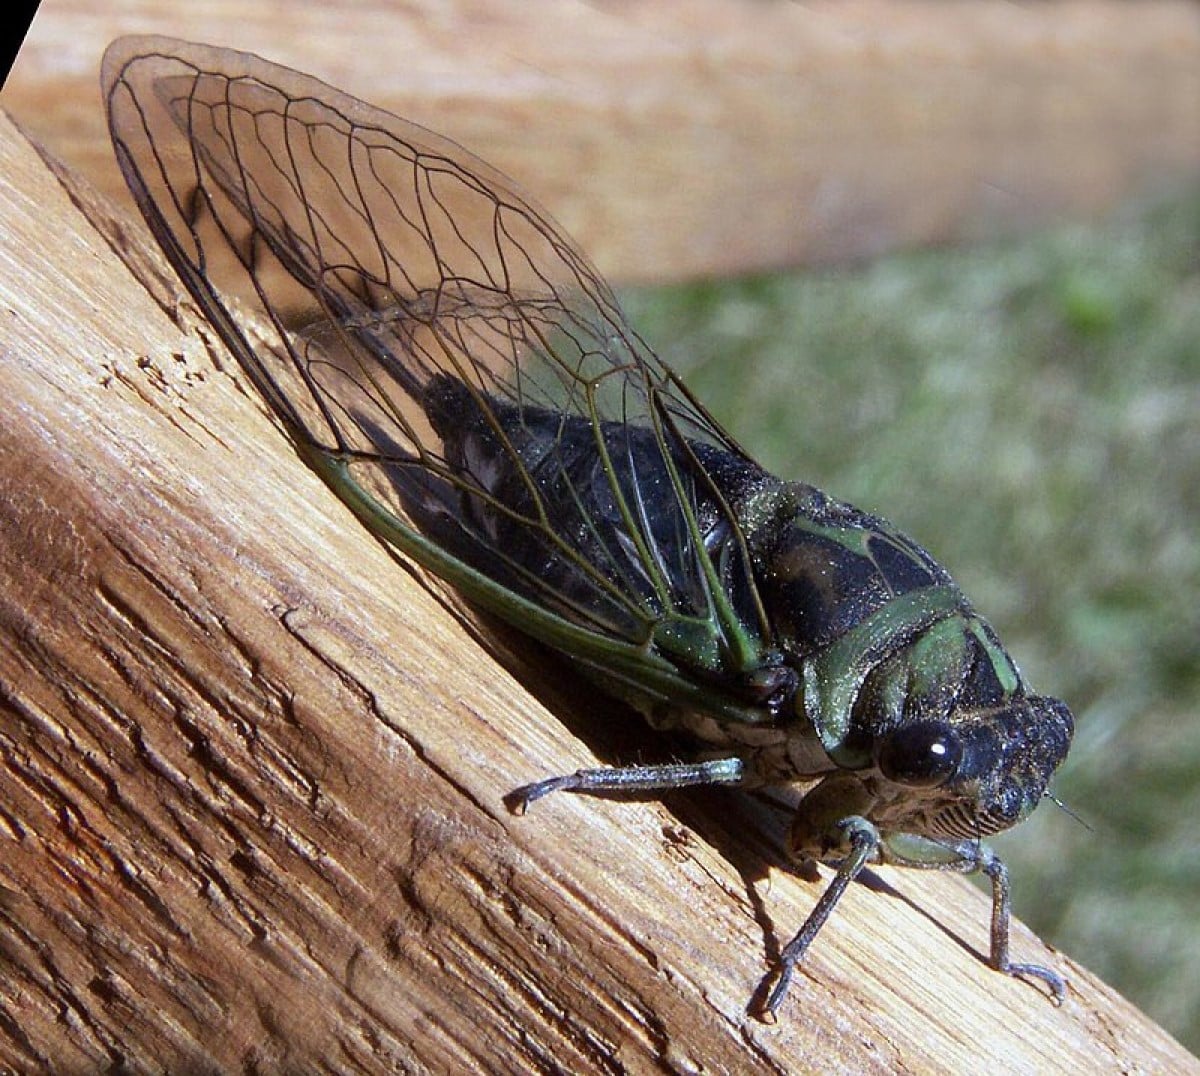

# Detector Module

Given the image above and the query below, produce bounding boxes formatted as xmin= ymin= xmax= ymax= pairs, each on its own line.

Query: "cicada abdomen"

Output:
xmin=102 ymin=36 xmax=1073 ymax=1018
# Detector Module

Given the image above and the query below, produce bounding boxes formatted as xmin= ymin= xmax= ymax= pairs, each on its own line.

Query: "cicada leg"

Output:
xmin=879 ymin=834 xmax=1066 ymax=1002
xmin=762 ymin=814 xmax=880 ymax=1020
xmin=977 ymin=846 xmax=1068 ymax=1002
xmin=506 ymin=756 xmax=746 ymax=814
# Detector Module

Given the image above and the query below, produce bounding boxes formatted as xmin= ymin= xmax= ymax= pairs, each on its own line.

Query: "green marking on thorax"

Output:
xmin=971 ymin=621 xmax=1021 ymax=695
xmin=801 ymin=584 xmax=966 ymax=759
xmin=905 ymin=616 xmax=973 ymax=699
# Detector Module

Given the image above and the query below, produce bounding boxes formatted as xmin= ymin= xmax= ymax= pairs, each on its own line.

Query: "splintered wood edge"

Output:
xmin=1 ymin=115 xmax=1195 ymax=1074
xmin=4 ymin=0 xmax=1200 ymax=283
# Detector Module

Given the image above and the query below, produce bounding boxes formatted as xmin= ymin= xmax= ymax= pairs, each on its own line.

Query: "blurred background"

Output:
xmin=5 ymin=0 xmax=1198 ymax=1054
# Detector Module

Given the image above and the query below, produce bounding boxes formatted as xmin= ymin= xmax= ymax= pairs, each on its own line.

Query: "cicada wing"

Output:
xmin=103 ymin=36 xmax=770 ymax=661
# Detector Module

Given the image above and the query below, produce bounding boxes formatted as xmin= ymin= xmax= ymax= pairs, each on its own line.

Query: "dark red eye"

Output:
xmin=876 ymin=722 xmax=963 ymax=788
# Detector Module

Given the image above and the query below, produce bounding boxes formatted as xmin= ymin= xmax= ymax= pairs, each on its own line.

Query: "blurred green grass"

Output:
xmin=620 ymin=186 xmax=1200 ymax=1052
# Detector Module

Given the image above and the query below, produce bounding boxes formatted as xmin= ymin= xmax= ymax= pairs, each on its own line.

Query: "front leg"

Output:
xmin=752 ymin=775 xmax=885 ymax=1018
xmin=762 ymin=814 xmax=880 ymax=1020
xmin=979 ymin=846 xmax=1067 ymax=1002
xmin=881 ymin=832 xmax=1067 ymax=1003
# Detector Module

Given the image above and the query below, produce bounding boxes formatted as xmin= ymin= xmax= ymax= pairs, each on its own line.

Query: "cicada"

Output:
xmin=102 ymin=36 xmax=1074 ymax=1017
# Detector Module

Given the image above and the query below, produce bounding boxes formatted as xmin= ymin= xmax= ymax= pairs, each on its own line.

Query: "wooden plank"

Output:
xmin=4 ymin=0 xmax=1199 ymax=283
xmin=2 ymin=109 xmax=1197 ymax=1074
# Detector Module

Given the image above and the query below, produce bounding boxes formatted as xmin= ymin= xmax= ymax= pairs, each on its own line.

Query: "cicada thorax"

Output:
xmin=743 ymin=482 xmax=1073 ymax=837
xmin=751 ymin=484 xmax=956 ymax=652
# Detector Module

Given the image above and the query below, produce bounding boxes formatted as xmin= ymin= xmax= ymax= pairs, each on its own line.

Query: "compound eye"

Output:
xmin=876 ymin=722 xmax=963 ymax=788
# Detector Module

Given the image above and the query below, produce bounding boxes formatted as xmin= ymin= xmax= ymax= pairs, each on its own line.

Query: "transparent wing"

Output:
xmin=103 ymin=36 xmax=772 ymax=669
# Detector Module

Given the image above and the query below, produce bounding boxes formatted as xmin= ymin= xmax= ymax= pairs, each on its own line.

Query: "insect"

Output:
xmin=102 ymin=35 xmax=1074 ymax=1018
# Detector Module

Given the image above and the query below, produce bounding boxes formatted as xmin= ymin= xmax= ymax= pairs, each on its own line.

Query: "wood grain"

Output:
xmin=2 ymin=108 xmax=1197 ymax=1073
xmin=4 ymin=0 xmax=1200 ymax=283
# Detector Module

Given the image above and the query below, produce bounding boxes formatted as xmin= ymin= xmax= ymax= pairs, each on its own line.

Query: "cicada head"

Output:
xmin=832 ymin=612 xmax=1075 ymax=842
xmin=869 ymin=693 xmax=1075 ymax=839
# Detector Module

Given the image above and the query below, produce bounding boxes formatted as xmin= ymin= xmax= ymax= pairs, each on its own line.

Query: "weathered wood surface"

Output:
xmin=2 ymin=108 xmax=1198 ymax=1074
xmin=4 ymin=0 xmax=1199 ymax=284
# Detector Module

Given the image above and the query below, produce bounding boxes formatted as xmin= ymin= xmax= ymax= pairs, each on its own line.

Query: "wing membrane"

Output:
xmin=103 ymin=36 xmax=770 ymax=667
